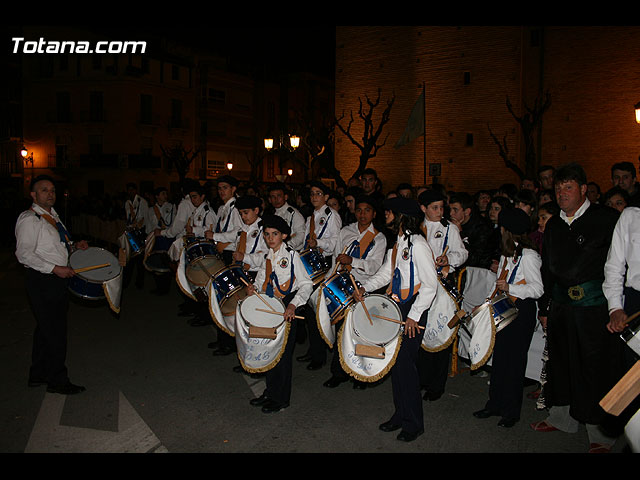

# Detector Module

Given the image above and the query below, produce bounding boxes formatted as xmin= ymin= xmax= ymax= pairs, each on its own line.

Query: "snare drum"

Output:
xmin=321 ymin=272 xmax=358 ymax=322
xmin=184 ymin=238 xmax=224 ymax=287
xmin=235 ymin=295 xmax=290 ymax=373
xmin=212 ymin=265 xmax=250 ymax=316
xmin=338 ymin=294 xmax=403 ymax=383
xmin=300 ymin=248 xmax=330 ymax=285
xmin=489 ymin=293 xmax=519 ymax=332
xmin=68 ymin=247 xmax=122 ymax=300
xmin=144 ymin=234 xmax=174 ymax=274
xmin=124 ymin=228 xmax=146 ymax=257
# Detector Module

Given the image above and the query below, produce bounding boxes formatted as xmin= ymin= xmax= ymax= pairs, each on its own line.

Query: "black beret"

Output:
xmin=418 ymin=189 xmax=446 ymax=207
xmin=154 ymin=186 xmax=168 ymax=196
xmin=235 ymin=195 xmax=262 ymax=210
xmin=262 ymin=214 xmax=291 ymax=236
xmin=383 ymin=197 xmax=423 ymax=219
xmin=309 ymin=180 xmax=330 ymax=195
xmin=217 ymin=175 xmax=239 ymax=187
xmin=498 ymin=207 xmax=531 ymax=235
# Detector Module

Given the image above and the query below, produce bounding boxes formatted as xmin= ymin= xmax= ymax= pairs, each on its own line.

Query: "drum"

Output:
xmin=300 ymin=248 xmax=330 ymax=285
xmin=422 ymin=278 xmax=461 ymax=352
xmin=68 ymin=247 xmax=122 ymax=300
xmin=321 ymin=272 xmax=359 ymax=322
xmin=212 ymin=265 xmax=250 ymax=316
xmin=143 ymin=234 xmax=174 ymax=274
xmin=235 ymin=295 xmax=290 ymax=374
xmin=338 ymin=294 xmax=403 ymax=383
xmin=464 ymin=303 xmax=496 ymax=370
xmin=184 ymin=238 xmax=224 ymax=287
xmin=489 ymin=292 xmax=519 ymax=332
xmin=124 ymin=228 xmax=146 ymax=257
xmin=620 ymin=311 xmax=640 ymax=356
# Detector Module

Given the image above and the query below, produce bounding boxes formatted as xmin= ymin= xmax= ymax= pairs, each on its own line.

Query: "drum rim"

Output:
xmin=351 ymin=294 xmax=401 ymax=346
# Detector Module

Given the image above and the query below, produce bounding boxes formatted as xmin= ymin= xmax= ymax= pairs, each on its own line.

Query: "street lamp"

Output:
xmin=226 ymin=162 xmax=233 ymax=171
xmin=20 ymin=146 xmax=33 ymax=168
xmin=264 ymin=133 xmax=299 ymax=152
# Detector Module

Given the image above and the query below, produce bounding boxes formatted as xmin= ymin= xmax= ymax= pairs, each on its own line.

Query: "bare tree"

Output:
xmin=292 ymin=108 xmax=341 ymax=185
xmin=488 ymin=91 xmax=552 ymax=180
xmin=334 ymin=88 xmax=395 ymax=179
xmin=161 ymin=143 xmax=200 ymax=187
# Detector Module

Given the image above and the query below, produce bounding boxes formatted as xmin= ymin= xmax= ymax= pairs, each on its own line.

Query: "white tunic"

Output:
xmin=496 ymin=247 xmax=544 ymax=300
xmin=303 ymin=205 xmax=342 ymax=254
xmin=274 ymin=202 xmax=306 ymax=251
xmin=422 ymin=218 xmax=468 ymax=269
xmin=332 ymin=222 xmax=387 ymax=284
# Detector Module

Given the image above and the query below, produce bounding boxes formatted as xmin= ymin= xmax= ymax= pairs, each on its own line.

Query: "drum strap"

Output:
xmin=263 ymin=255 xmax=295 ymax=298
xmin=237 ymin=231 xmax=247 ymax=254
xmin=153 ymin=205 xmax=170 ymax=228
xmin=305 ymin=209 xmax=332 ymax=249
xmin=31 ymin=208 xmax=72 ymax=253
xmin=385 ymin=242 xmax=419 ymax=304
xmin=216 ymin=201 xmax=235 ymax=233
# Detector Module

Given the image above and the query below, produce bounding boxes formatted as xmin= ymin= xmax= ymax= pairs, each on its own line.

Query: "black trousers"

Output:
xmin=417 ymin=345 xmax=451 ymax=396
xmin=388 ymin=295 xmax=427 ymax=434
xmin=25 ymin=268 xmax=71 ymax=386
xmin=264 ymin=292 xmax=305 ymax=404
xmin=484 ymin=297 xmax=537 ymax=420
xmin=303 ymin=286 xmax=328 ymax=364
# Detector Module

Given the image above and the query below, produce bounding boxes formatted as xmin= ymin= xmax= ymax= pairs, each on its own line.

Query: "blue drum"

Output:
xmin=144 ymin=235 xmax=175 ymax=274
xmin=490 ymin=293 xmax=519 ymax=332
xmin=68 ymin=247 xmax=122 ymax=300
xmin=184 ymin=238 xmax=224 ymax=287
xmin=321 ymin=272 xmax=359 ymax=321
xmin=124 ymin=228 xmax=146 ymax=256
xmin=212 ymin=265 xmax=250 ymax=315
xmin=300 ymin=248 xmax=330 ymax=285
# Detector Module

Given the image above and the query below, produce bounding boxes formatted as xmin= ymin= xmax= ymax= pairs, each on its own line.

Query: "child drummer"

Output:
xmin=245 ymin=215 xmax=313 ymax=413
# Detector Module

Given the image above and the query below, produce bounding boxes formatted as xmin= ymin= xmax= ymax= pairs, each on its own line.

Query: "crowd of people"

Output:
xmin=14 ymin=159 xmax=640 ymax=452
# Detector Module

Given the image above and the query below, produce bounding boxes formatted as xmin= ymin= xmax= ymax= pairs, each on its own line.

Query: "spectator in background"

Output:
xmin=538 ymin=165 xmax=555 ymax=191
xmin=587 ymin=181 xmax=601 ymax=204
xmin=602 ymin=186 xmax=629 ymax=213
xmin=611 ymin=161 xmax=640 ymax=206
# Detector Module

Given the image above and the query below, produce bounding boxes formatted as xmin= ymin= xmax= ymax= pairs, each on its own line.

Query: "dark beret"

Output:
xmin=498 ymin=207 xmax=531 ymax=235
xmin=383 ymin=197 xmax=423 ymax=219
xmin=418 ymin=189 xmax=446 ymax=207
xmin=309 ymin=180 xmax=330 ymax=195
xmin=235 ymin=194 xmax=262 ymax=211
xmin=217 ymin=175 xmax=239 ymax=187
xmin=261 ymin=214 xmax=291 ymax=236
xmin=154 ymin=186 xmax=168 ymax=196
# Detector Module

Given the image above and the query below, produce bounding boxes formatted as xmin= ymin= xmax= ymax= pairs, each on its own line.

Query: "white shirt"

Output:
xmin=214 ymin=197 xmax=243 ymax=251
xmin=332 ymin=222 xmax=387 ymax=284
xmin=603 ymin=206 xmax=640 ymax=313
xmin=162 ymin=195 xmax=194 ymax=239
xmin=560 ymin=197 xmax=591 ymax=225
xmin=146 ymin=201 xmax=176 ymax=234
xmin=253 ymin=243 xmax=313 ymax=308
xmin=189 ymin=201 xmax=217 ymax=237
xmin=125 ymin=194 xmax=149 ymax=228
xmin=15 ymin=204 xmax=69 ymax=274
xmin=304 ymin=205 xmax=342 ymax=254
xmin=274 ymin=202 xmax=306 ymax=251
xmin=422 ymin=218 xmax=468 ymax=269
xmin=226 ymin=219 xmax=268 ymax=270
xmin=496 ymin=247 xmax=544 ymax=300
xmin=363 ymin=233 xmax=438 ymax=321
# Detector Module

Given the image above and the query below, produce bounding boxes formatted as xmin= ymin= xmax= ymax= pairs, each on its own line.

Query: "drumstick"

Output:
xmin=371 ymin=313 xmax=425 ymax=330
xmin=490 ymin=261 xmax=509 ymax=300
xmin=331 ymin=244 xmax=350 ymax=276
xmin=255 ymin=308 xmax=305 ymax=320
xmin=349 ymin=273 xmax=373 ymax=326
xmin=238 ymin=276 xmax=278 ymax=313
xmin=73 ymin=263 xmax=111 ymax=274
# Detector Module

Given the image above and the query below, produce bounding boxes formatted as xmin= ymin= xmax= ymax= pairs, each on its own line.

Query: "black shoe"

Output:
xmin=473 ymin=408 xmax=498 ymax=419
xmin=250 ymin=393 xmax=270 ymax=407
xmin=28 ymin=378 xmax=47 ymax=387
xmin=396 ymin=429 xmax=424 ymax=442
xmin=261 ymin=400 xmax=289 ymax=413
xmin=497 ymin=417 xmax=518 ymax=428
xmin=423 ymin=390 xmax=444 ymax=401
xmin=46 ymin=383 xmax=86 ymax=395
xmin=353 ymin=381 xmax=367 ymax=390
xmin=379 ymin=420 xmax=402 ymax=433
xmin=207 ymin=341 xmax=219 ymax=349
xmin=189 ymin=317 xmax=211 ymax=327
xmin=306 ymin=360 xmax=324 ymax=371
xmin=212 ymin=345 xmax=235 ymax=356
xmin=323 ymin=376 xmax=348 ymax=388
xmin=296 ymin=353 xmax=312 ymax=362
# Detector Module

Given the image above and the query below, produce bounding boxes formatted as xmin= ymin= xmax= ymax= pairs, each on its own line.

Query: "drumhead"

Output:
xmin=239 ymin=294 xmax=285 ymax=328
xmin=69 ymin=247 xmax=121 ymax=282
xmin=352 ymin=294 xmax=401 ymax=346
xmin=186 ymin=256 xmax=225 ymax=286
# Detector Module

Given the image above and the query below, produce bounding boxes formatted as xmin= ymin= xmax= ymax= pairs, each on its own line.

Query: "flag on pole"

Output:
xmin=394 ymin=89 xmax=425 ymax=149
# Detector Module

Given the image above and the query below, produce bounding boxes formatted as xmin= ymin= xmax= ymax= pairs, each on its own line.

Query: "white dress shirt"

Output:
xmin=274 ymin=202 xmax=306 ymax=251
xmin=304 ymin=204 xmax=342 ymax=254
xmin=213 ymin=197 xmax=243 ymax=251
xmin=332 ymin=222 xmax=387 ymax=284
xmin=189 ymin=201 xmax=217 ymax=237
xmin=496 ymin=247 xmax=544 ymax=300
xmin=15 ymin=204 xmax=69 ymax=274
xmin=147 ymin=201 xmax=176 ymax=234
xmin=227 ymin=218 xmax=268 ymax=270
xmin=161 ymin=195 xmax=194 ymax=239
xmin=422 ymin=218 xmax=468 ymax=269
xmin=603 ymin=206 xmax=640 ymax=313
xmin=363 ymin=233 xmax=438 ymax=321
xmin=125 ymin=194 xmax=149 ymax=228
xmin=253 ymin=243 xmax=313 ymax=308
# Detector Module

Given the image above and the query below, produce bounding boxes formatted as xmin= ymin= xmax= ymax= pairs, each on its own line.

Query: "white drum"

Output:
xmin=338 ymin=294 xmax=403 ymax=383
xmin=235 ymin=294 xmax=290 ymax=374
xmin=465 ymin=302 xmax=496 ymax=370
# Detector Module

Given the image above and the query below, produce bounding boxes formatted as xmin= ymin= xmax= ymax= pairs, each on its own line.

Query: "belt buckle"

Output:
xmin=568 ymin=285 xmax=585 ymax=301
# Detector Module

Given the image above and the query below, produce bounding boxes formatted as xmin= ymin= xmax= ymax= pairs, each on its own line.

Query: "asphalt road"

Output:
xmin=0 ymin=246 xmax=635 ymax=455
